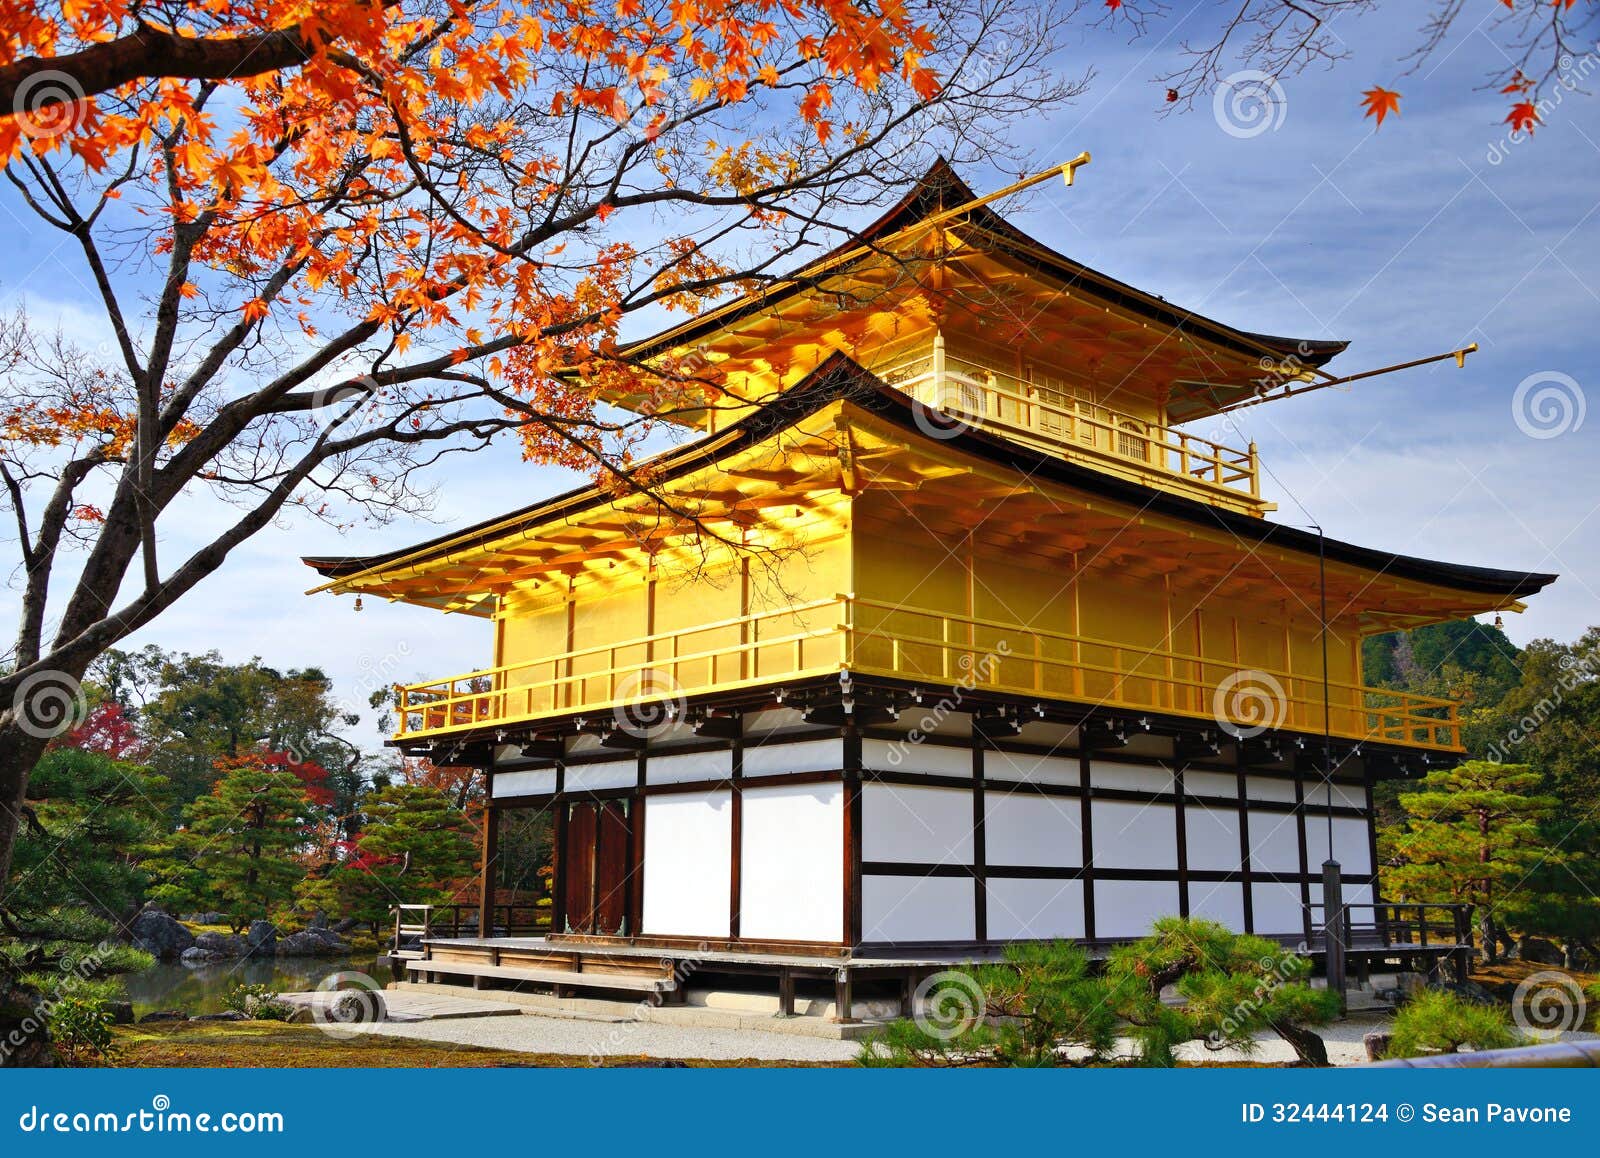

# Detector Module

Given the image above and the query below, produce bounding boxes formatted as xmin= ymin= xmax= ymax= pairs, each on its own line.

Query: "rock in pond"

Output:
xmin=128 ymin=906 xmax=195 ymax=960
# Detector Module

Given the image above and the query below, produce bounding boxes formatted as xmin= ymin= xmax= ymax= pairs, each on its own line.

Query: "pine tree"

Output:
xmin=149 ymin=755 xmax=313 ymax=930
xmin=1380 ymin=761 xmax=1562 ymax=962
xmin=299 ymin=785 xmax=478 ymax=933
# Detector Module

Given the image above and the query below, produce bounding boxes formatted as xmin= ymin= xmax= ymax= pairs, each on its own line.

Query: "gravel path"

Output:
xmin=363 ymin=1013 xmax=863 ymax=1063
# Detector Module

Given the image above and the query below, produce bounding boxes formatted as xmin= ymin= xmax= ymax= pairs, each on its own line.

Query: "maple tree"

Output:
xmin=0 ymin=0 xmax=1086 ymax=890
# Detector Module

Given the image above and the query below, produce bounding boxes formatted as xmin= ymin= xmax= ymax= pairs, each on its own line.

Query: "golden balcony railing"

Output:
xmin=393 ymin=595 xmax=1461 ymax=752
xmin=875 ymin=350 xmax=1267 ymax=515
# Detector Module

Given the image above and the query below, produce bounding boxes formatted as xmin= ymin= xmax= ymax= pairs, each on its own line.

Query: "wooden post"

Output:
xmin=479 ymin=802 xmax=499 ymax=939
xmin=1321 ymin=859 xmax=1346 ymax=1014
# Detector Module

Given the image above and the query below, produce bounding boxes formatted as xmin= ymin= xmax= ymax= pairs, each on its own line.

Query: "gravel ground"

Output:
xmin=363 ymin=1013 xmax=864 ymax=1063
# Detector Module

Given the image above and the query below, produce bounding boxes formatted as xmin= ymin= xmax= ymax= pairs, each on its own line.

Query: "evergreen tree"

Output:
xmin=298 ymin=785 xmax=477 ymax=933
xmin=149 ymin=755 xmax=313 ymax=930
xmin=1380 ymin=761 xmax=1562 ymax=962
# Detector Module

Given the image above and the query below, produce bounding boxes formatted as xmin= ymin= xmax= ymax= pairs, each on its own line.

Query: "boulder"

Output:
xmin=276 ymin=927 xmax=350 ymax=957
xmin=1516 ymin=937 xmax=1565 ymax=966
xmin=180 ymin=946 xmax=228 ymax=965
xmin=307 ymin=911 xmax=327 ymax=930
xmin=193 ymin=931 xmax=247 ymax=957
xmin=331 ymin=917 xmax=359 ymax=934
xmin=0 ymin=977 xmax=58 ymax=1067
xmin=105 ymin=1001 xmax=135 ymax=1025
xmin=191 ymin=1010 xmax=249 ymax=1022
xmin=247 ymin=920 xmax=278 ymax=955
xmin=1363 ymin=1031 xmax=1392 ymax=1063
xmin=138 ymin=1010 xmax=188 ymax=1023
xmin=128 ymin=907 xmax=195 ymax=960
xmin=181 ymin=912 xmax=227 ymax=925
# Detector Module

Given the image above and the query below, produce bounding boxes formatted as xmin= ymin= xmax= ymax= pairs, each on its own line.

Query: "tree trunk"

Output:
xmin=1478 ymin=908 xmax=1498 ymax=965
xmin=0 ymin=724 xmax=53 ymax=896
xmin=1268 ymin=1018 xmax=1330 ymax=1067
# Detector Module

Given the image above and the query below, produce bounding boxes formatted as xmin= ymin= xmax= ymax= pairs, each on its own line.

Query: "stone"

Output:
xmin=246 ymin=920 xmax=278 ymax=956
xmin=105 ymin=1001 xmax=135 ymax=1025
xmin=180 ymin=946 xmax=228 ymax=965
xmin=1363 ymin=1031 xmax=1392 ymax=1063
xmin=1516 ymin=937 xmax=1564 ymax=966
xmin=181 ymin=912 xmax=227 ymax=925
xmin=308 ymin=911 xmax=327 ymax=930
xmin=193 ymin=931 xmax=247 ymax=957
xmin=128 ymin=907 xmax=195 ymax=960
xmin=276 ymin=929 xmax=348 ymax=957
xmin=0 ymin=977 xmax=58 ymax=1067
xmin=331 ymin=918 xmax=359 ymax=934
xmin=191 ymin=1010 xmax=248 ymax=1022
xmin=138 ymin=1010 xmax=188 ymax=1023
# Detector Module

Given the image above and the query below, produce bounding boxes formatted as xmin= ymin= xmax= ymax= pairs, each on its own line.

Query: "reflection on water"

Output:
xmin=121 ymin=956 xmax=391 ymax=1016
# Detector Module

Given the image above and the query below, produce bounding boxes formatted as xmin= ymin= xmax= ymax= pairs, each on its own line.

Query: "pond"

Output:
xmin=121 ymin=955 xmax=395 ymax=1017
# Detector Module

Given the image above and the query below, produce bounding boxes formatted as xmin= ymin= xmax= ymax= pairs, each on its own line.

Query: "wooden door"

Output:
xmin=562 ymin=800 xmax=633 ymax=936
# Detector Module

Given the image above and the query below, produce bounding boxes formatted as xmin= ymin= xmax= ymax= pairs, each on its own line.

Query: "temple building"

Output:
xmin=306 ymin=160 xmax=1553 ymax=1009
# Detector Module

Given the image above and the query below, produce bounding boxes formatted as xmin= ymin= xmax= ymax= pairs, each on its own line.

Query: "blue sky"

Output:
xmin=3 ymin=5 xmax=1597 ymax=748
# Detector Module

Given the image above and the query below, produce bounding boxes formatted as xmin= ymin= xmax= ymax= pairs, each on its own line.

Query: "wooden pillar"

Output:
xmin=478 ymin=801 xmax=499 ymax=939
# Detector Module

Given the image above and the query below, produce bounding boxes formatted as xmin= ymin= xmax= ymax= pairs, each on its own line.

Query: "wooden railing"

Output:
xmin=390 ymin=902 xmax=549 ymax=955
xmin=876 ymin=352 xmax=1266 ymax=515
xmin=393 ymin=595 xmax=1461 ymax=751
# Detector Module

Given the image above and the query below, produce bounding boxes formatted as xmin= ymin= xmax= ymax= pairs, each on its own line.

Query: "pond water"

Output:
xmin=121 ymin=955 xmax=394 ymax=1016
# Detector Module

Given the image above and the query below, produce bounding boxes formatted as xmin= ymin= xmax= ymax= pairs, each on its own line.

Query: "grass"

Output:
xmin=1469 ymin=958 xmax=1599 ymax=1031
xmin=111 ymin=1021 xmax=826 ymax=1068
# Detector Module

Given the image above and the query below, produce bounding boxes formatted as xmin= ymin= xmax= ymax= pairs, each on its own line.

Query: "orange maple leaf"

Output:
xmin=1360 ymin=86 xmax=1401 ymax=127
xmin=1506 ymin=101 xmax=1540 ymax=134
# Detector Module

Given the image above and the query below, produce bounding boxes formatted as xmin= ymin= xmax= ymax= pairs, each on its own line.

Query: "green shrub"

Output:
xmin=46 ymin=997 xmax=117 ymax=1066
xmin=223 ymin=982 xmax=295 ymax=1021
xmin=1386 ymin=990 xmax=1526 ymax=1058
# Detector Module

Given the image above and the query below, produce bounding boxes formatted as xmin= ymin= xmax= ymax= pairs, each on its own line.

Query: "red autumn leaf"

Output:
xmin=1360 ymin=86 xmax=1401 ymax=127
xmin=1506 ymin=101 xmax=1540 ymax=134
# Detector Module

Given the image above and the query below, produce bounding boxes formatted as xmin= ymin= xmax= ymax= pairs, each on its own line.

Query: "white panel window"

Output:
xmin=1184 ymin=805 xmax=1242 ymax=872
xmin=1244 ymin=775 xmax=1297 ymax=803
xmin=1250 ymin=881 xmax=1306 ymax=937
xmin=986 ymin=750 xmax=1079 ymax=786
xmin=1247 ymin=811 xmax=1303 ymax=873
xmin=492 ymin=768 xmax=557 ymax=799
xmin=862 ymin=875 xmax=974 ymax=943
xmin=564 ymin=759 xmax=637 ymax=793
xmin=1093 ymin=880 xmax=1181 ymax=938
xmin=1301 ymin=780 xmax=1365 ymax=809
xmin=983 ymin=791 xmax=1080 ymax=868
xmin=1091 ymin=761 xmax=1177 ymax=793
xmin=647 ymin=749 xmax=732 ymax=786
xmin=642 ymin=792 xmax=732 ymax=937
xmin=861 ymin=784 xmax=973 ymax=865
xmin=741 ymin=737 xmax=844 ymax=778
xmin=987 ymin=879 xmax=1085 ymax=940
xmin=862 ymin=738 xmax=972 ymax=778
xmin=1188 ymin=882 xmax=1247 ymax=932
xmin=1183 ymin=770 xmax=1238 ymax=802
xmin=1091 ymin=800 xmax=1178 ymax=870
xmin=1306 ymin=816 xmax=1373 ymax=874
xmin=738 ymin=783 xmax=844 ymax=942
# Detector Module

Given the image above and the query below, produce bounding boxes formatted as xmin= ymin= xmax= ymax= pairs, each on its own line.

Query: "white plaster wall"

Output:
xmin=642 ymin=791 xmax=732 ymax=937
xmin=1251 ymin=880 xmax=1306 ymax=936
xmin=862 ymin=875 xmax=974 ymax=942
xmin=983 ymin=792 xmax=1080 ymax=868
xmin=987 ymin=879 xmax=1085 ymax=939
xmin=1305 ymin=816 xmax=1374 ymax=874
xmin=1184 ymin=805 xmax=1242 ymax=872
xmin=861 ymin=784 xmax=973 ymax=865
xmin=646 ymin=749 xmax=731 ymax=786
xmin=1091 ymin=761 xmax=1177 ymax=793
xmin=1245 ymin=775 xmax=1297 ymax=803
xmin=863 ymin=738 xmax=971 ymax=778
xmin=492 ymin=768 xmax=557 ymax=798
xmin=986 ymin=750 xmax=1079 ymax=786
xmin=1247 ymin=811 xmax=1303 ymax=873
xmin=1184 ymin=769 xmax=1239 ymax=801
xmin=1094 ymin=880 xmax=1181 ymax=937
xmin=741 ymin=737 xmax=843 ymax=777
xmin=1091 ymin=800 xmax=1178 ymax=870
xmin=1188 ymin=881 xmax=1247 ymax=931
xmin=564 ymin=759 xmax=637 ymax=793
xmin=737 ymin=783 xmax=844 ymax=943
xmin=1303 ymin=781 xmax=1366 ymax=809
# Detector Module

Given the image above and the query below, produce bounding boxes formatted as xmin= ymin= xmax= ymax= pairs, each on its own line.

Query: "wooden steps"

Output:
xmin=407 ymin=958 xmax=677 ymax=997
